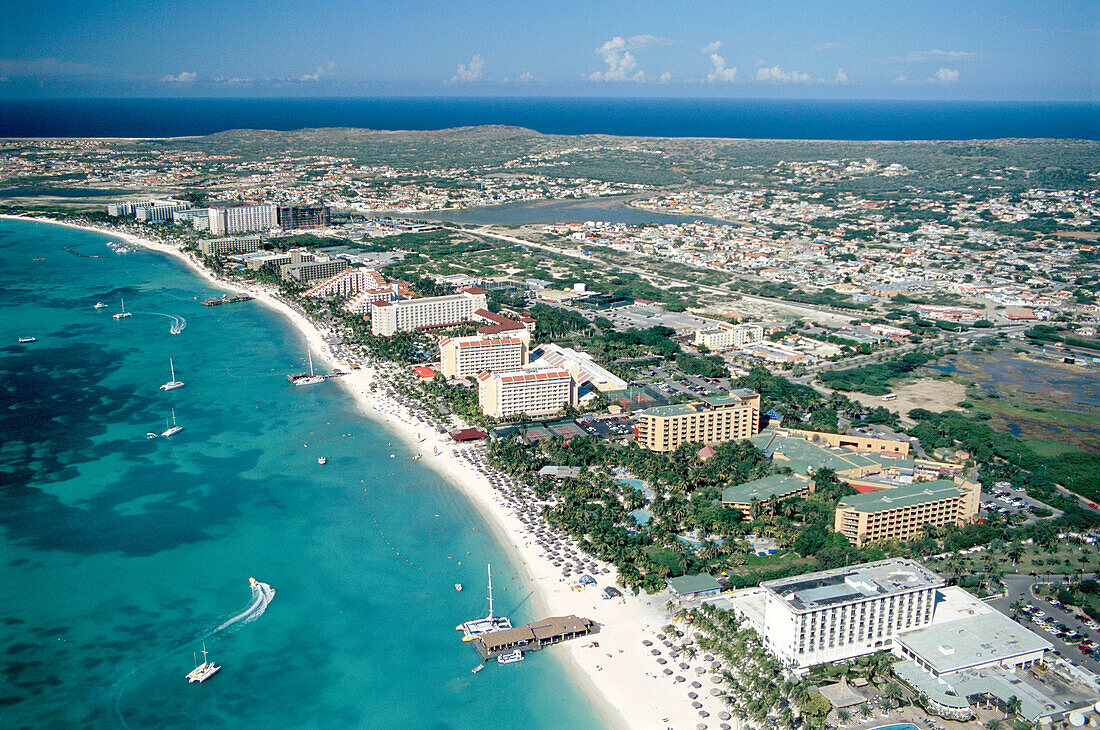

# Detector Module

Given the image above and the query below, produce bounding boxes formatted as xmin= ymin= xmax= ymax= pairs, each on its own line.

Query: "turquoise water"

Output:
xmin=0 ymin=218 xmax=605 ymax=729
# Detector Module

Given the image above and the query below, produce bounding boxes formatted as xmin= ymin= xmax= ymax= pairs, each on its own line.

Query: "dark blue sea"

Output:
xmin=1 ymin=97 xmax=1097 ymax=140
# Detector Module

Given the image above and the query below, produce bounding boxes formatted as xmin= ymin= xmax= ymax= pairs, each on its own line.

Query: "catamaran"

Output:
xmin=456 ymin=564 xmax=512 ymax=640
xmin=112 ymin=297 xmax=132 ymax=320
xmin=185 ymin=642 xmax=221 ymax=684
xmin=159 ymin=359 xmax=184 ymax=391
xmin=162 ymin=409 xmax=182 ymax=437
xmin=287 ymin=351 xmax=324 ymax=386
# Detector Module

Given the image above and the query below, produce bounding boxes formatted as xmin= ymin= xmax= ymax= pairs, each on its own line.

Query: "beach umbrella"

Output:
xmin=710 ymin=675 xmax=723 ymax=683
xmin=642 ymin=640 xmax=652 ymax=646
xmin=710 ymin=688 xmax=722 ymax=697
xmin=720 ymin=724 xmax=732 ymax=730
xmin=691 ymin=681 xmax=702 ymax=688
xmin=651 ymin=649 xmax=661 ymax=655
xmin=692 ymin=701 xmax=703 ymax=708
xmin=699 ymin=711 xmax=709 ymax=718
xmin=719 ymin=712 xmax=731 ymax=720
xmin=680 ymin=662 xmax=690 ymax=669
xmin=697 ymin=724 xmax=708 ymax=730
xmin=664 ymin=668 xmax=674 ymax=675
xmin=688 ymin=692 xmax=698 ymax=699
xmin=675 ymin=675 xmax=685 ymax=682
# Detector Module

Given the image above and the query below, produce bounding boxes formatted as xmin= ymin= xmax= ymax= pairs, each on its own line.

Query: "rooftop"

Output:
xmin=721 ymin=474 xmax=810 ymax=505
xmin=762 ymin=558 xmax=944 ymax=612
xmin=667 ymin=573 xmax=722 ymax=596
xmin=837 ymin=479 xmax=964 ymax=513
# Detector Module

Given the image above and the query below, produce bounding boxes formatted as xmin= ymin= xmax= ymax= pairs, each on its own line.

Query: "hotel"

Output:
xmin=208 ymin=204 xmax=278 ymax=235
xmin=370 ymin=288 xmax=488 ymax=336
xmin=833 ymin=478 xmax=981 ymax=547
xmin=197 ymin=235 xmax=264 ymax=257
xmin=439 ymin=334 xmax=528 ymax=379
xmin=477 ymin=369 xmax=576 ymax=418
xmin=694 ymin=322 xmax=764 ymax=350
xmin=635 ymin=390 xmax=761 ymax=453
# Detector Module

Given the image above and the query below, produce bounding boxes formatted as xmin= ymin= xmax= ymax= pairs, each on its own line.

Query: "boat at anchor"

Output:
xmin=159 ymin=359 xmax=184 ymax=391
xmin=185 ymin=642 xmax=220 ymax=683
xmin=457 ymin=564 xmax=512 ymax=640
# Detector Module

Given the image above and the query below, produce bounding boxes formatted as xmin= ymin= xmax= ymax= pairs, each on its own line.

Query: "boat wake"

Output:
xmin=147 ymin=312 xmax=188 ymax=335
xmin=108 ymin=579 xmax=274 ymax=728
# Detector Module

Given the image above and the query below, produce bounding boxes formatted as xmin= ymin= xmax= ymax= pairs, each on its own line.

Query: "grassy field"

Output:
xmin=928 ymin=543 xmax=1100 ymax=576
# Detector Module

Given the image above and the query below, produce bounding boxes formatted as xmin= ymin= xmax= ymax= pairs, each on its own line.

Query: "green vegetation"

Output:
xmin=819 ymin=352 xmax=936 ymax=395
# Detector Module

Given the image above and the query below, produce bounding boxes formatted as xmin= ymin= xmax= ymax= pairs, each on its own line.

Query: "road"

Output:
xmin=988 ymin=573 xmax=1100 ymax=675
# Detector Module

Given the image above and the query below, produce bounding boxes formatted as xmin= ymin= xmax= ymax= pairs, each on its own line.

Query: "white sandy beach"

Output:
xmin=3 ymin=213 xmax=738 ymax=730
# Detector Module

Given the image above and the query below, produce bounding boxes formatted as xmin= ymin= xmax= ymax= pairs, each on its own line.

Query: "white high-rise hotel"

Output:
xmin=440 ymin=334 xmax=528 ymax=379
xmin=748 ymin=559 xmax=944 ymax=669
xmin=370 ymin=288 xmax=488 ymax=336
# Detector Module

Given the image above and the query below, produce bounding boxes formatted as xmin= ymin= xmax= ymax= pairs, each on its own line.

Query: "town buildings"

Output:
xmin=439 ymin=334 xmax=529 ymax=379
xmin=635 ymin=390 xmax=762 ymax=453
xmin=477 ymin=368 xmax=576 ymax=418
xmin=370 ymin=287 xmax=488 ymax=336
xmin=833 ymin=478 xmax=981 ymax=547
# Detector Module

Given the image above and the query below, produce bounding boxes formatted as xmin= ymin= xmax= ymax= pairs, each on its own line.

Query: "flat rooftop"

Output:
xmin=837 ymin=479 xmax=963 ymax=513
xmin=721 ymin=474 xmax=810 ymax=505
xmin=762 ymin=558 xmax=944 ymax=612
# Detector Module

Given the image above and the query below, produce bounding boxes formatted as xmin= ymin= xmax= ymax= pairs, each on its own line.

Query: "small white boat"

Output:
xmin=146 ymin=432 xmax=158 ymax=440
xmin=471 ymin=664 xmax=485 ymax=674
xmin=497 ymin=650 xmax=524 ymax=665
xmin=454 ymin=583 xmax=463 ymax=591
xmin=112 ymin=297 xmax=132 ymax=320
xmin=317 ymin=456 xmax=327 ymax=465
xmin=290 ymin=351 xmax=324 ymax=386
xmin=18 ymin=337 xmax=36 ymax=344
xmin=94 ymin=301 xmax=108 ymax=309
xmin=159 ymin=358 xmax=184 ymax=391
xmin=185 ymin=642 xmax=220 ymax=683
xmin=161 ymin=409 xmax=182 ymax=437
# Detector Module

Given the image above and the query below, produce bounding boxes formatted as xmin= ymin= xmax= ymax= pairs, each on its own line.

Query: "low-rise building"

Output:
xmin=694 ymin=322 xmax=764 ymax=350
xmin=635 ymin=390 xmax=761 ymax=453
xmin=304 ymin=268 xmax=387 ymax=298
xmin=666 ymin=573 xmax=722 ymax=600
xmin=198 ymin=235 xmax=264 ymax=257
xmin=721 ymin=474 xmax=815 ymax=512
xmin=281 ymin=257 xmax=349 ymax=285
xmin=477 ymin=368 xmax=575 ymax=418
xmin=528 ymin=343 xmax=626 ymax=393
xmin=833 ymin=477 xmax=981 ymax=547
xmin=371 ymin=287 xmax=488 ymax=336
xmin=440 ymin=334 xmax=529 ymax=379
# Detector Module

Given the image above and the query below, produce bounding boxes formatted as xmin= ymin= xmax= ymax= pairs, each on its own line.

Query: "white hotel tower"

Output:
xmin=750 ymin=559 xmax=944 ymax=669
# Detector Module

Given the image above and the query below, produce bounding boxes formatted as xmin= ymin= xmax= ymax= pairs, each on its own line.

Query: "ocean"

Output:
xmin=1 ymin=97 xmax=1097 ymax=140
xmin=0 ymin=217 xmax=605 ymax=729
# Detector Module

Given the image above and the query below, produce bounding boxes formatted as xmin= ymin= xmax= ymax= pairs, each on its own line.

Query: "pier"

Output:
xmin=202 ymin=294 xmax=254 ymax=306
xmin=471 ymin=615 xmax=594 ymax=660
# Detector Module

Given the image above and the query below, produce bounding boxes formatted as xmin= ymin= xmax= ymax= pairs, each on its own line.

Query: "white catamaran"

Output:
xmin=289 ymin=351 xmax=325 ymax=387
xmin=159 ymin=359 xmax=184 ymax=391
xmin=161 ymin=409 xmax=182 ymax=437
xmin=112 ymin=297 xmax=132 ymax=320
xmin=185 ymin=642 xmax=221 ymax=684
xmin=456 ymin=564 xmax=512 ymax=640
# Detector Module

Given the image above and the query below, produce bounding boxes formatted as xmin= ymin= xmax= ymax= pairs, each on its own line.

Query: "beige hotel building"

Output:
xmin=440 ymin=334 xmax=528 ymax=379
xmin=635 ymin=390 xmax=761 ymax=453
xmin=477 ymin=369 xmax=576 ymax=418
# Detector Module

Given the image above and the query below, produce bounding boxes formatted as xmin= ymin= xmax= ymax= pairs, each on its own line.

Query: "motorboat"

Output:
xmin=497 ymin=650 xmax=524 ymax=665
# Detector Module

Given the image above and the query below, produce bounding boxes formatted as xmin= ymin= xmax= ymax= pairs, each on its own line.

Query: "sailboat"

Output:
xmin=456 ymin=564 xmax=513 ymax=640
xmin=162 ymin=409 xmax=183 ymax=437
xmin=185 ymin=642 xmax=221 ymax=683
xmin=159 ymin=359 xmax=184 ymax=391
xmin=112 ymin=296 xmax=132 ymax=320
xmin=289 ymin=351 xmax=325 ymax=386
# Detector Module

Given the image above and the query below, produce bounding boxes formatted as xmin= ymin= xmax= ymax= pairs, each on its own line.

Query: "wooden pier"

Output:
xmin=471 ymin=615 xmax=594 ymax=660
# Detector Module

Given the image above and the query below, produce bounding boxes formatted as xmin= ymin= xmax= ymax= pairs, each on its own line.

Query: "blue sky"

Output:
xmin=1 ymin=0 xmax=1096 ymax=100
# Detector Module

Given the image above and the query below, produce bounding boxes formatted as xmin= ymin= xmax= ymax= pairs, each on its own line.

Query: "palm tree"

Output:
xmin=1005 ymin=695 xmax=1022 ymax=719
xmin=985 ymin=720 xmax=1002 ymax=730
xmin=837 ymin=707 xmax=851 ymax=725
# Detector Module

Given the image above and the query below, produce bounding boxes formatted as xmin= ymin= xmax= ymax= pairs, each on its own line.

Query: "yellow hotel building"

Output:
xmin=834 ymin=477 xmax=981 ymax=547
xmin=635 ymin=390 xmax=761 ymax=453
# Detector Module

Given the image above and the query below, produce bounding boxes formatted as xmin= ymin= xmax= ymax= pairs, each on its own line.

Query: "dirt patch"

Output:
xmin=837 ymin=377 xmax=967 ymax=416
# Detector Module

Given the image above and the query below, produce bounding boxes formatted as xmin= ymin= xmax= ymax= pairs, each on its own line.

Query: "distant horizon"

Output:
xmin=4 ymin=94 xmax=1100 ymax=104
xmin=2 ymin=96 xmax=1097 ymax=141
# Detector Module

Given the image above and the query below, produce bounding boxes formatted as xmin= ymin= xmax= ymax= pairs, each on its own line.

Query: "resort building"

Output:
xmin=242 ymin=248 xmax=312 ymax=271
xmin=173 ymin=208 xmax=211 ymax=230
xmin=343 ymin=285 xmax=401 ymax=313
xmin=370 ymin=287 xmax=488 ymax=336
xmin=833 ymin=477 xmax=981 ymax=547
xmin=720 ymin=474 xmax=815 ymax=512
xmin=694 ymin=322 xmax=764 ymax=350
xmin=276 ymin=204 xmax=331 ymax=230
xmin=635 ymin=390 xmax=761 ymax=453
xmin=729 ymin=558 xmax=945 ymax=669
xmin=439 ymin=334 xmax=529 ymax=379
xmin=666 ymin=574 xmax=723 ymax=601
xmin=208 ymin=204 xmax=278 ymax=235
xmin=197 ymin=235 xmax=264 ymax=257
xmin=304 ymin=268 xmax=387 ymax=298
xmin=107 ymin=199 xmax=191 ymax=221
xmin=281 ymin=256 xmax=349 ymax=285
xmin=476 ymin=368 xmax=576 ymax=418
xmin=528 ymin=343 xmax=627 ymax=393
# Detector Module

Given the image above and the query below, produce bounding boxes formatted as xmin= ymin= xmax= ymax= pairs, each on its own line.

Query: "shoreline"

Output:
xmin=1 ymin=213 xmax=739 ymax=730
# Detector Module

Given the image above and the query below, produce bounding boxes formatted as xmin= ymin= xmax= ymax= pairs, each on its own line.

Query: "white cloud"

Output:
xmin=932 ymin=67 xmax=960 ymax=83
xmin=160 ymin=71 xmax=196 ymax=84
xmin=701 ymin=41 xmax=736 ymax=83
xmin=517 ymin=71 xmax=534 ymax=82
xmin=451 ymin=54 xmax=485 ymax=82
xmin=834 ymin=68 xmax=849 ymax=84
xmin=755 ymin=65 xmax=810 ymax=83
xmin=300 ymin=61 xmax=336 ymax=82
xmin=906 ymin=49 xmax=976 ymax=62
xmin=894 ymin=75 xmax=910 ymax=83
xmin=658 ymin=71 xmax=671 ymax=83
xmin=214 ymin=76 xmax=252 ymax=85
xmin=813 ymin=42 xmax=841 ymax=52
xmin=585 ymin=35 xmax=673 ymax=82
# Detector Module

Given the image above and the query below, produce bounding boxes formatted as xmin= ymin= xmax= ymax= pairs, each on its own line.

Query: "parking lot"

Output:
xmin=990 ymin=574 xmax=1100 ymax=675
xmin=980 ymin=481 xmax=1063 ymax=525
